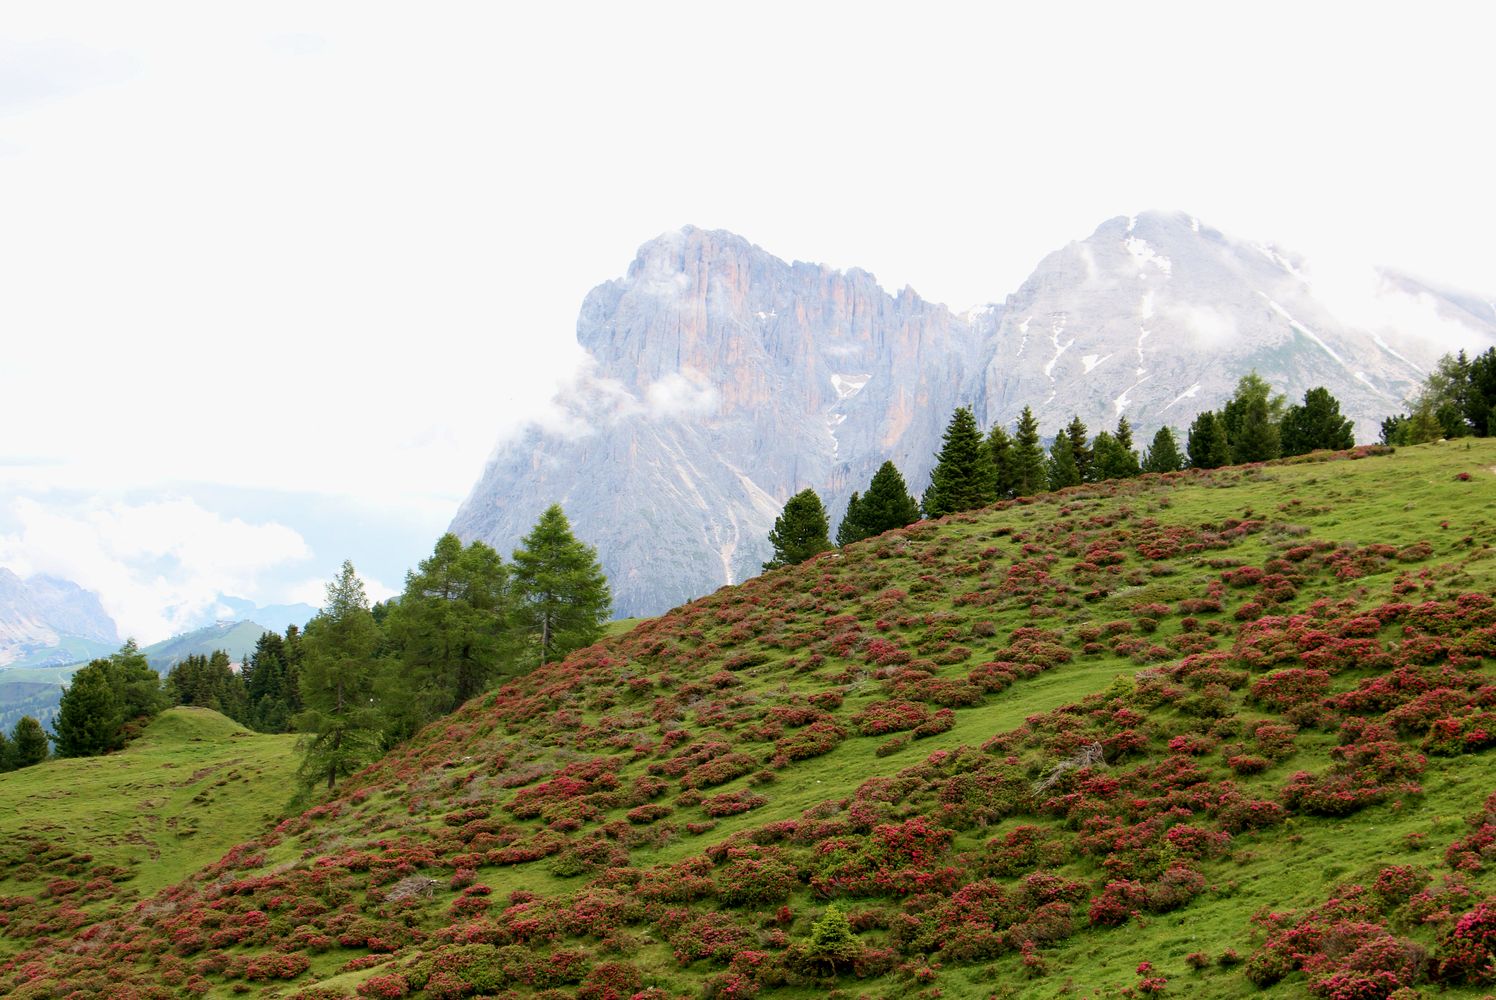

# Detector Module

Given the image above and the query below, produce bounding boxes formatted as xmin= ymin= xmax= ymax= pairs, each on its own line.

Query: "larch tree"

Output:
xmin=922 ymin=406 xmax=995 ymax=516
xmin=382 ymin=533 xmax=515 ymax=741
xmin=295 ymin=560 xmax=384 ymax=791
xmin=512 ymin=505 xmax=613 ymax=668
xmin=764 ymin=489 xmax=833 ymax=570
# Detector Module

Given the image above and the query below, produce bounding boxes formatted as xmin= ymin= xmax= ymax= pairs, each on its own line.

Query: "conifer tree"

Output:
xmin=987 ymin=423 xmax=1019 ymax=500
xmin=1115 ymin=415 xmax=1136 ymax=455
xmin=512 ymin=505 xmax=613 ymax=667
xmin=1011 ymin=406 xmax=1047 ymax=496
xmin=764 ymin=489 xmax=833 ymax=570
xmin=1046 ymin=433 xmax=1082 ymax=490
xmin=1142 ymin=426 xmax=1184 ymax=473
xmin=10 ymin=717 xmax=48 ymax=768
xmin=100 ymin=640 xmax=168 ymax=723
xmin=0 ymin=728 xmax=12 ymax=772
xmin=922 ymin=407 xmax=996 ymax=517
xmin=1186 ymin=411 xmax=1231 ymax=468
xmin=1281 ymin=386 xmax=1355 ymax=455
xmin=53 ymin=660 xmax=125 ymax=758
xmin=835 ymin=491 xmax=865 ymax=547
xmin=1064 ymin=416 xmax=1093 ymax=483
xmin=295 ymin=561 xmax=384 ymax=791
xmin=244 ymin=630 xmax=296 ymax=732
xmin=382 ymin=534 xmax=515 ymax=741
xmin=167 ymin=651 xmax=248 ymax=722
xmin=858 ymin=461 xmax=920 ymax=536
xmin=1091 ymin=430 xmax=1140 ymax=481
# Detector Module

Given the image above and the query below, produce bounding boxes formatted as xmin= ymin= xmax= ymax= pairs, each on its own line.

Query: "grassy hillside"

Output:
xmin=0 ymin=707 xmax=298 ymax=963
xmin=141 ymin=619 xmax=271 ymax=668
xmin=4 ymin=441 xmax=1496 ymax=999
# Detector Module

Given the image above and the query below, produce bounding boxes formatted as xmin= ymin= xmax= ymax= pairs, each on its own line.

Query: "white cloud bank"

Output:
xmin=0 ymin=496 xmax=315 ymax=641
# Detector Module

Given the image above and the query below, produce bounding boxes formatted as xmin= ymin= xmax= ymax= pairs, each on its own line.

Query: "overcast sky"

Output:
xmin=2 ymin=1 xmax=1494 ymax=641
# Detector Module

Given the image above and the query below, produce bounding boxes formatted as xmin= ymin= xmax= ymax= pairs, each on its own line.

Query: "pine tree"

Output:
xmin=764 ymin=489 xmax=833 ymax=570
xmin=53 ymin=660 xmax=125 ymax=757
xmin=1064 ymin=416 xmax=1093 ymax=483
xmin=1046 ymin=433 xmax=1081 ymax=491
xmin=835 ymin=491 xmax=865 ymax=547
xmin=10 ymin=717 xmax=49 ymax=768
xmin=382 ymin=534 xmax=515 ymax=741
xmin=1011 ymin=406 xmax=1047 ymax=496
xmin=295 ymin=561 xmax=384 ymax=791
xmin=512 ymin=505 xmax=613 ymax=667
xmin=858 ymin=462 xmax=920 ymax=536
xmin=1281 ymin=386 xmax=1355 ymax=455
xmin=922 ymin=407 xmax=996 ymax=517
xmin=101 ymin=640 xmax=168 ymax=723
xmin=1142 ymin=426 xmax=1184 ymax=473
xmin=1186 ymin=411 xmax=1231 ymax=469
xmin=1115 ymin=415 xmax=1136 ymax=455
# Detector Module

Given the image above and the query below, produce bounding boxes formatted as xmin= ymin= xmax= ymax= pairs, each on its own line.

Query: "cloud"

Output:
xmin=0 ymin=496 xmax=311 ymax=642
xmin=645 ymin=369 xmax=719 ymax=419
xmin=1169 ymin=303 xmax=1238 ymax=349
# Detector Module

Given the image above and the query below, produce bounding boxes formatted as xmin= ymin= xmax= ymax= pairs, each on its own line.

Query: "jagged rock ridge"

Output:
xmin=452 ymin=213 xmax=1496 ymax=618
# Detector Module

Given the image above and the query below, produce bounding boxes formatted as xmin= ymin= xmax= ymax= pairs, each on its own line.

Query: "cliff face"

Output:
xmin=452 ymin=214 xmax=1496 ymax=618
xmin=0 ymin=569 xmax=118 ymax=667
xmin=451 ymin=227 xmax=986 ymax=616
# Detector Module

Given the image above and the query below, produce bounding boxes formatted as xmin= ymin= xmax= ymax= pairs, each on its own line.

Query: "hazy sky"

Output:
xmin=3 ymin=1 xmax=1494 ymax=640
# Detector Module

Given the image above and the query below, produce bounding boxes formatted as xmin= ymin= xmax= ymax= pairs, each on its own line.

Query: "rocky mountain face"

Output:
xmin=452 ymin=213 xmax=1496 ymax=618
xmin=0 ymin=568 xmax=118 ymax=667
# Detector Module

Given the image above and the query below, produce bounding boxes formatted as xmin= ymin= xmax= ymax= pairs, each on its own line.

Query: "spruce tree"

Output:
xmin=512 ymin=505 xmax=613 ymax=667
xmin=1064 ymin=416 xmax=1093 ymax=483
xmin=1186 ymin=411 xmax=1231 ymax=469
xmin=1046 ymin=433 xmax=1082 ymax=491
xmin=1142 ymin=426 xmax=1184 ymax=473
xmin=1115 ymin=415 xmax=1136 ymax=455
xmin=10 ymin=717 xmax=48 ymax=768
xmin=858 ymin=462 xmax=920 ymax=536
xmin=0 ymin=728 xmax=12 ymax=772
xmin=764 ymin=489 xmax=833 ymax=570
xmin=382 ymin=534 xmax=516 ymax=741
xmin=101 ymin=640 xmax=167 ymax=723
xmin=245 ymin=630 xmax=292 ymax=732
xmin=987 ymin=423 xmax=1019 ymax=500
xmin=1091 ymin=430 xmax=1140 ymax=481
xmin=835 ymin=491 xmax=866 ymax=547
xmin=295 ymin=561 xmax=384 ymax=791
xmin=1232 ymin=392 xmax=1282 ymax=462
xmin=53 ymin=660 xmax=125 ymax=757
xmin=1011 ymin=406 xmax=1047 ymax=496
xmin=1281 ymin=386 xmax=1355 ymax=455
xmin=922 ymin=407 xmax=996 ymax=517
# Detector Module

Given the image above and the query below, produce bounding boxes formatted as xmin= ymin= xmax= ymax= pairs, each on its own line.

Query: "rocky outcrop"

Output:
xmin=452 ymin=214 xmax=1496 ymax=618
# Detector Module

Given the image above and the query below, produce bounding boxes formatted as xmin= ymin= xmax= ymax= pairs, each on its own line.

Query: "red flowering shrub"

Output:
xmin=851 ymin=700 xmax=931 ymax=736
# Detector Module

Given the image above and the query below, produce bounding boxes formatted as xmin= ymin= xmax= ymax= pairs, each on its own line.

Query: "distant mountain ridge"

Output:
xmin=452 ymin=212 xmax=1496 ymax=617
xmin=0 ymin=568 xmax=118 ymax=669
